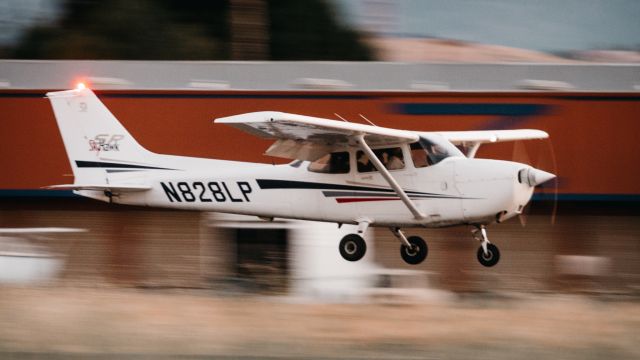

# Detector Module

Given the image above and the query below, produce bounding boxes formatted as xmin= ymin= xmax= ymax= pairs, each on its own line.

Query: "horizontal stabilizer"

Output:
xmin=46 ymin=184 xmax=151 ymax=192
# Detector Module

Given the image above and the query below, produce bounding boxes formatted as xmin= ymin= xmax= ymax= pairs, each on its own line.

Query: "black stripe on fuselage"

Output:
xmin=75 ymin=160 xmax=176 ymax=170
xmin=257 ymin=179 xmax=453 ymax=197
xmin=321 ymin=190 xmax=460 ymax=199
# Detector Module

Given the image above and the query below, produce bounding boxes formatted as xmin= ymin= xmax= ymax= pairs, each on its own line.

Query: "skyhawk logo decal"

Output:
xmin=88 ymin=134 xmax=124 ymax=152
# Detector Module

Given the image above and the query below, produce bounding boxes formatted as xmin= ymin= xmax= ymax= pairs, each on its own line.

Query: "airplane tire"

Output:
xmin=339 ymin=234 xmax=366 ymax=262
xmin=477 ymin=243 xmax=500 ymax=267
xmin=400 ymin=236 xmax=428 ymax=265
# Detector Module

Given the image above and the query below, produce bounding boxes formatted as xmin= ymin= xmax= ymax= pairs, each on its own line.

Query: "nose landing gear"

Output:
xmin=472 ymin=225 xmax=500 ymax=267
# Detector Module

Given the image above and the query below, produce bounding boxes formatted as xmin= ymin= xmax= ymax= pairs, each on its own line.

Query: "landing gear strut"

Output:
xmin=472 ymin=225 xmax=500 ymax=267
xmin=391 ymin=227 xmax=428 ymax=265
xmin=104 ymin=190 xmax=114 ymax=203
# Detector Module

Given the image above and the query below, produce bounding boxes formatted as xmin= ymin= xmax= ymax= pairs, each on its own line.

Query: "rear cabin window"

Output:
xmin=308 ymin=152 xmax=350 ymax=174
xmin=356 ymin=147 xmax=405 ymax=172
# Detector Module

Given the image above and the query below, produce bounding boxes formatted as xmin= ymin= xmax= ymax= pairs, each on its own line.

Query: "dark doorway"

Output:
xmin=234 ymin=228 xmax=289 ymax=294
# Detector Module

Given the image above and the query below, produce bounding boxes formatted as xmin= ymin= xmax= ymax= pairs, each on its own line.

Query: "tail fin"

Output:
xmin=47 ymin=87 xmax=154 ymax=184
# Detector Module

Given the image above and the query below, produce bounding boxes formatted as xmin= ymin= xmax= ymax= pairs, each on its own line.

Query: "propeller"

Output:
xmin=512 ymin=139 xmax=559 ymax=226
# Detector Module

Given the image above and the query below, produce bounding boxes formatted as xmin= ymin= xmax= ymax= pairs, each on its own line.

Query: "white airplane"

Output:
xmin=46 ymin=85 xmax=555 ymax=267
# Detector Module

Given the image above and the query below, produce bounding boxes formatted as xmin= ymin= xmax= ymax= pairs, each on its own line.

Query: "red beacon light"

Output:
xmin=76 ymin=82 xmax=86 ymax=90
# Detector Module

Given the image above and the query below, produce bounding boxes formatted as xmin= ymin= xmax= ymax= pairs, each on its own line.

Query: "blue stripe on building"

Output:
xmin=391 ymin=103 xmax=551 ymax=116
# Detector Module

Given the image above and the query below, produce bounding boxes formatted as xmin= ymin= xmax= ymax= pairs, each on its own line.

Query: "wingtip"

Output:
xmin=533 ymin=129 xmax=550 ymax=138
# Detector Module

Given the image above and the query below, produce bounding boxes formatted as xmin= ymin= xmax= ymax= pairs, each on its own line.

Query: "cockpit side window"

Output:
xmin=308 ymin=151 xmax=350 ymax=174
xmin=410 ymin=142 xmax=430 ymax=168
xmin=417 ymin=135 xmax=464 ymax=165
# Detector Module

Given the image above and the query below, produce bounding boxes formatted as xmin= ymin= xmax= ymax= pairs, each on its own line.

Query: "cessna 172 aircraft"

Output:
xmin=46 ymin=85 xmax=555 ymax=267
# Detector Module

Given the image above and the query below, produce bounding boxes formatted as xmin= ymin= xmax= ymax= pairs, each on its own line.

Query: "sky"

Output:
xmin=334 ymin=0 xmax=640 ymax=52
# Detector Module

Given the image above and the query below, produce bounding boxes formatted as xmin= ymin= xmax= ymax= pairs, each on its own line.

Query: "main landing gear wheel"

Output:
xmin=400 ymin=236 xmax=428 ymax=265
xmin=339 ymin=234 xmax=366 ymax=262
xmin=477 ymin=243 xmax=500 ymax=267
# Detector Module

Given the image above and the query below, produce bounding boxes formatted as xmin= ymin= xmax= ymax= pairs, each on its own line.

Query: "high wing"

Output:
xmin=46 ymin=184 xmax=151 ymax=192
xmin=214 ymin=111 xmax=419 ymax=161
xmin=215 ymin=111 xmax=549 ymax=161
xmin=435 ymin=129 xmax=549 ymax=145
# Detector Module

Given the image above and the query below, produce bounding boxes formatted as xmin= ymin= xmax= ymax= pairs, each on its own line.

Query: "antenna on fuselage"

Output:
xmin=358 ymin=114 xmax=378 ymax=127
xmin=334 ymin=113 xmax=349 ymax=122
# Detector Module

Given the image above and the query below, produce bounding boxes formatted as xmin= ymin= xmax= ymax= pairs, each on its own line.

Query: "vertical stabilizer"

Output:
xmin=46 ymin=87 xmax=152 ymax=184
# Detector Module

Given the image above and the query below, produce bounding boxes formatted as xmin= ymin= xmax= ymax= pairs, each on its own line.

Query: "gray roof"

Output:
xmin=1 ymin=60 xmax=638 ymax=91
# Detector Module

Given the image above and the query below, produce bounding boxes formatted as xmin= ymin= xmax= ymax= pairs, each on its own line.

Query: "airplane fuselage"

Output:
xmin=81 ymin=156 xmax=534 ymax=228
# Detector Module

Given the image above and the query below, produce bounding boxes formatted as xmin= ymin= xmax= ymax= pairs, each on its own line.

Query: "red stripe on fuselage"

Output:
xmin=335 ymin=197 xmax=400 ymax=203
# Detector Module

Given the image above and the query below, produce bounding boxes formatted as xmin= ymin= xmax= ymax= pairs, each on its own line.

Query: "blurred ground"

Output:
xmin=1 ymin=199 xmax=639 ymax=358
xmin=0 ymin=286 xmax=638 ymax=359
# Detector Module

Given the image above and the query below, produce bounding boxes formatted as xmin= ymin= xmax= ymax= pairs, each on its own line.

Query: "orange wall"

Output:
xmin=1 ymin=90 xmax=639 ymax=197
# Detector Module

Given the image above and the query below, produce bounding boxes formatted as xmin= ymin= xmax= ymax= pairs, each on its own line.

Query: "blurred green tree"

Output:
xmin=12 ymin=0 xmax=228 ymax=60
xmin=268 ymin=0 xmax=372 ymax=60
xmin=10 ymin=0 xmax=372 ymax=60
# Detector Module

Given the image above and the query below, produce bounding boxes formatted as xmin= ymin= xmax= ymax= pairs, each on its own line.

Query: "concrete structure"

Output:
xmin=1 ymin=60 xmax=639 ymax=91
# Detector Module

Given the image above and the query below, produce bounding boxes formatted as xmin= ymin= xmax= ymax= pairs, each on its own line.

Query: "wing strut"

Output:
xmin=355 ymin=134 xmax=426 ymax=220
xmin=465 ymin=142 xmax=481 ymax=158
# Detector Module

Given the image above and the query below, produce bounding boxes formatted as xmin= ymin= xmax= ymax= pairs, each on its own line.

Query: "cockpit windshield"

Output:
xmin=416 ymin=134 xmax=464 ymax=165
